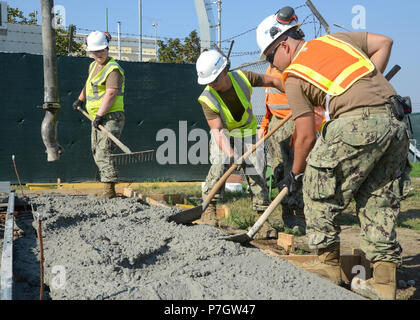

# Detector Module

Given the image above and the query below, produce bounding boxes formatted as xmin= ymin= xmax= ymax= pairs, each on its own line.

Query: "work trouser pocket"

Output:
xmin=304 ymin=153 xmax=339 ymax=200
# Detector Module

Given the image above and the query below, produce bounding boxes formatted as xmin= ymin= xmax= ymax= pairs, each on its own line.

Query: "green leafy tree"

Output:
xmin=7 ymin=7 xmax=38 ymax=24
xmin=55 ymin=27 xmax=86 ymax=57
xmin=8 ymin=7 xmax=85 ymax=56
xmin=157 ymin=30 xmax=200 ymax=63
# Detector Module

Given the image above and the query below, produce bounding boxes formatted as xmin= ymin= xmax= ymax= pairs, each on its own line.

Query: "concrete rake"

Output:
xmin=77 ymin=107 xmax=154 ymax=165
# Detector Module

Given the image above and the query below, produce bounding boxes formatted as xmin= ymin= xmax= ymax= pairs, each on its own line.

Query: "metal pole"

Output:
xmin=306 ymin=0 xmax=330 ymax=34
xmin=67 ymin=24 xmax=75 ymax=56
xmin=40 ymin=0 xmax=63 ymax=162
xmin=138 ymin=0 xmax=142 ymax=62
xmin=217 ymin=0 xmax=221 ymax=49
xmin=106 ymin=8 xmax=108 ymax=33
xmin=152 ymin=23 xmax=158 ymax=62
xmin=117 ymin=21 xmax=121 ymax=60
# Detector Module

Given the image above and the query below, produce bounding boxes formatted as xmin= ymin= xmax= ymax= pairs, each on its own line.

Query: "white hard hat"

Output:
xmin=86 ymin=31 xmax=109 ymax=52
xmin=256 ymin=14 xmax=300 ymax=60
xmin=196 ymin=49 xmax=228 ymax=85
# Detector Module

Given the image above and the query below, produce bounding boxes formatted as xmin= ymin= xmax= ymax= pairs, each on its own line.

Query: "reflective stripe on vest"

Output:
xmin=283 ymin=35 xmax=375 ymax=96
xmin=85 ymin=57 xmax=125 ymax=117
xmin=198 ymin=70 xmax=257 ymax=138
xmin=265 ymin=64 xmax=291 ymax=118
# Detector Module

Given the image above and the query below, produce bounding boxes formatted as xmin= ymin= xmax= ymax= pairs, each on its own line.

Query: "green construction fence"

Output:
xmin=0 ymin=52 xmax=211 ymax=184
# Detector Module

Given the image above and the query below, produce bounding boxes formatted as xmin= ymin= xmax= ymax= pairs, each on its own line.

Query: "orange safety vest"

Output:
xmin=283 ymin=35 xmax=375 ymax=97
xmin=261 ymin=65 xmax=326 ymax=137
xmin=265 ymin=64 xmax=291 ymax=119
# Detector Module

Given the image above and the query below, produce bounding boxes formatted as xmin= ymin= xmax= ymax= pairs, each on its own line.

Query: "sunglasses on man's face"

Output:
xmin=265 ymin=41 xmax=281 ymax=64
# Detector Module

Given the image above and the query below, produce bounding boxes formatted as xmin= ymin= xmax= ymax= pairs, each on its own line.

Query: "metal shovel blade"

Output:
xmin=167 ymin=205 xmax=204 ymax=224
xmin=223 ymin=187 xmax=288 ymax=244
xmin=223 ymin=232 xmax=253 ymax=243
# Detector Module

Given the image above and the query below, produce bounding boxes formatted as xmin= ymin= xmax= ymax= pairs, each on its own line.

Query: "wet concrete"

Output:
xmin=11 ymin=194 xmax=363 ymax=300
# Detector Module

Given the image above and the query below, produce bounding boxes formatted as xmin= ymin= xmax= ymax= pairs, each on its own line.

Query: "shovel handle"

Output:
xmin=203 ymin=113 xmax=292 ymax=208
xmin=247 ymin=186 xmax=288 ymax=239
xmin=77 ymin=107 xmax=131 ymax=154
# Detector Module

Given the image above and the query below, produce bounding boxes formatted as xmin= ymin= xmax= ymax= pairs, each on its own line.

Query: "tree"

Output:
xmin=7 ymin=7 xmax=38 ymax=24
xmin=7 ymin=6 xmax=85 ymax=57
xmin=157 ymin=30 xmax=200 ymax=64
xmin=55 ymin=26 xmax=86 ymax=57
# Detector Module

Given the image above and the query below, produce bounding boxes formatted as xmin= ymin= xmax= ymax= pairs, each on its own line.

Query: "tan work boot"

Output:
xmin=102 ymin=182 xmax=116 ymax=199
xmin=254 ymin=211 xmax=278 ymax=240
xmin=297 ymin=243 xmax=341 ymax=285
xmin=201 ymin=201 xmax=218 ymax=225
xmin=351 ymin=261 xmax=396 ymax=300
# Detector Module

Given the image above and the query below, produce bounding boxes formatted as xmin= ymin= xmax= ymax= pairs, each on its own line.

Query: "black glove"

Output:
xmin=93 ymin=115 xmax=104 ymax=129
xmin=277 ymin=171 xmax=303 ymax=194
xmin=273 ymin=164 xmax=285 ymax=184
xmin=72 ymin=99 xmax=83 ymax=110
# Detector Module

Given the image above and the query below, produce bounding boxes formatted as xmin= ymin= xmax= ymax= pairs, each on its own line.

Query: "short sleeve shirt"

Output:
xmin=284 ymin=32 xmax=397 ymax=119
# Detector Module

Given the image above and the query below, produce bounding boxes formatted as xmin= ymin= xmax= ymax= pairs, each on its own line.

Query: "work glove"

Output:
xmin=93 ymin=115 xmax=104 ymax=130
xmin=277 ymin=171 xmax=303 ymax=195
xmin=273 ymin=164 xmax=285 ymax=184
xmin=72 ymin=99 xmax=83 ymax=111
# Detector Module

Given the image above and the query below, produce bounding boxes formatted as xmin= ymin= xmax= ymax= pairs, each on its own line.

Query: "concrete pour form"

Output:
xmin=11 ymin=194 xmax=363 ymax=300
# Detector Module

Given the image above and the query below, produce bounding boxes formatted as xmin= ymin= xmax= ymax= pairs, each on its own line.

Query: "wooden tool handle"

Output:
xmin=247 ymin=187 xmax=288 ymax=238
xmin=203 ymin=113 xmax=292 ymax=208
xmin=77 ymin=107 xmax=131 ymax=154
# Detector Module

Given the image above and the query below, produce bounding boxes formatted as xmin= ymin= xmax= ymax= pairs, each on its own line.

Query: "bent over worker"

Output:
xmin=260 ymin=63 xmax=306 ymax=234
xmin=196 ymin=49 xmax=284 ymax=239
xmin=256 ymin=12 xmax=411 ymax=299
xmin=73 ymin=31 xmax=125 ymax=198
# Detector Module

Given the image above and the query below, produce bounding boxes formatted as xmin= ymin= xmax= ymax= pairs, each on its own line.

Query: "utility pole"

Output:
xmin=138 ymin=0 xmax=142 ymax=62
xmin=152 ymin=23 xmax=158 ymax=62
xmin=117 ymin=21 xmax=121 ymax=60
xmin=40 ymin=0 xmax=63 ymax=161
xmin=67 ymin=24 xmax=75 ymax=56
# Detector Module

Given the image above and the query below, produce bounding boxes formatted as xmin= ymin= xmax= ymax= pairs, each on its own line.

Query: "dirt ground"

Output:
xmin=215 ymin=223 xmax=420 ymax=300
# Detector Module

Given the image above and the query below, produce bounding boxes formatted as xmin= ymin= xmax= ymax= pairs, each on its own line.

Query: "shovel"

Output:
xmin=76 ymin=107 xmax=154 ymax=165
xmin=222 ymin=186 xmax=288 ymax=243
xmin=168 ymin=113 xmax=292 ymax=224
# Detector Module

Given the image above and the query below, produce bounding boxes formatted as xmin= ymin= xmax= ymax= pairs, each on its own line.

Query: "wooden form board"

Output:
xmin=1 ymin=192 xmax=14 ymax=300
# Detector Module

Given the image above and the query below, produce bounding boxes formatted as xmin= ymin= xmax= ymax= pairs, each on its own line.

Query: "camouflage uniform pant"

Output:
xmin=202 ymin=132 xmax=269 ymax=211
xmin=303 ymin=106 xmax=411 ymax=266
xmin=91 ymin=111 xmax=125 ymax=182
xmin=267 ymin=117 xmax=304 ymax=223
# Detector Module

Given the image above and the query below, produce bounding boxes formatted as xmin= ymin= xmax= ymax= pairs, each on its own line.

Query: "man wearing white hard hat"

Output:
xmin=73 ymin=31 xmax=125 ymax=198
xmin=196 ymin=48 xmax=284 ymax=239
xmin=256 ymin=9 xmax=411 ymax=299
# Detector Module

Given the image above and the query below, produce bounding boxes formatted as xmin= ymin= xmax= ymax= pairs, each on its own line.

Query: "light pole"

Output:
xmin=152 ymin=23 xmax=158 ymax=62
xmin=117 ymin=21 xmax=122 ymax=60
xmin=138 ymin=0 xmax=142 ymax=62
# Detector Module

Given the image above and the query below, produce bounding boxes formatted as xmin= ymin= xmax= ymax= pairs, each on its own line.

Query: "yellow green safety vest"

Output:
xmin=198 ymin=70 xmax=257 ymax=138
xmin=85 ymin=57 xmax=125 ymax=117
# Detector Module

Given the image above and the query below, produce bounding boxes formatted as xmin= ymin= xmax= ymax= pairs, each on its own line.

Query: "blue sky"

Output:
xmin=7 ymin=0 xmax=420 ymax=110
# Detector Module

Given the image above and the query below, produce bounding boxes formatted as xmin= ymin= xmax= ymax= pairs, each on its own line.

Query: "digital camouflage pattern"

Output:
xmin=267 ymin=117 xmax=305 ymax=229
xmin=202 ymin=132 xmax=269 ymax=211
xmin=91 ymin=111 xmax=125 ymax=182
xmin=303 ymin=107 xmax=411 ymax=266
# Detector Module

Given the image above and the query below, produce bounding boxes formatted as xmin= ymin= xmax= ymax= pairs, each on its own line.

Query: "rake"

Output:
xmin=76 ymin=107 xmax=154 ymax=165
